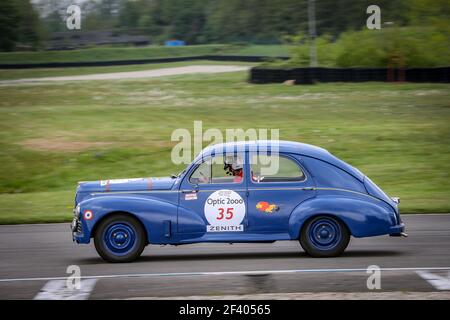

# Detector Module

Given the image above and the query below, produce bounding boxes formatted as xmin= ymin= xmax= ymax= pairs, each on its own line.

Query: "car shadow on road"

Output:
xmin=76 ymin=250 xmax=403 ymax=265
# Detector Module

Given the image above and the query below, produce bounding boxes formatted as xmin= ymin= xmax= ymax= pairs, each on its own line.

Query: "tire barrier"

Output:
xmin=250 ymin=67 xmax=450 ymax=84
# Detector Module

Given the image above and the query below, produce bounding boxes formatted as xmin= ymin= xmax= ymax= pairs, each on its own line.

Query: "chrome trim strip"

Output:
xmin=314 ymin=187 xmax=387 ymax=202
xmin=247 ymin=187 xmax=312 ymax=191
xmin=90 ymin=186 xmax=384 ymax=203
xmin=90 ymin=190 xmax=179 ymax=196
xmin=90 ymin=189 xmax=247 ymax=196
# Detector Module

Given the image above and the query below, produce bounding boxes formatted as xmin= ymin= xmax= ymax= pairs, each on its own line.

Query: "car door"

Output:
xmin=177 ymin=152 xmax=248 ymax=236
xmin=246 ymin=152 xmax=316 ymax=233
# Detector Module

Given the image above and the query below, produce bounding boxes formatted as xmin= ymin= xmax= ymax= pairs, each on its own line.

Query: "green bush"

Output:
xmin=263 ymin=33 xmax=338 ymax=68
xmin=277 ymin=26 xmax=450 ymax=68
xmin=335 ymin=27 xmax=450 ymax=67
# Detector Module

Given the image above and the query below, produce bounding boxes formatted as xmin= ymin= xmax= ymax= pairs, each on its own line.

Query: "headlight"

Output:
xmin=74 ymin=205 xmax=80 ymax=218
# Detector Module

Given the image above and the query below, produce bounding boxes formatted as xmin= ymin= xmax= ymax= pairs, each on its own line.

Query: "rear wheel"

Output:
xmin=94 ymin=214 xmax=146 ymax=263
xmin=300 ymin=215 xmax=350 ymax=257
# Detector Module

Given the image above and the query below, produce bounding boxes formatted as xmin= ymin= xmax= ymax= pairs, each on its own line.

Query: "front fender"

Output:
xmin=75 ymin=195 xmax=178 ymax=244
xmin=288 ymin=193 xmax=396 ymax=239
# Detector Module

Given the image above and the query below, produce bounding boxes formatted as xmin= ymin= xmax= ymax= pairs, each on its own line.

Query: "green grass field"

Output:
xmin=0 ymin=44 xmax=291 ymax=65
xmin=0 ymin=65 xmax=449 ymax=224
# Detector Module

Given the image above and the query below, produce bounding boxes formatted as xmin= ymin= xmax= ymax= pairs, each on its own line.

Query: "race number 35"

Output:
xmin=217 ymin=207 xmax=234 ymax=220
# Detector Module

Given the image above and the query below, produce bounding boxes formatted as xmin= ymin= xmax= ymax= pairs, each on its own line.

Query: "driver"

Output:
xmin=224 ymin=156 xmax=244 ymax=183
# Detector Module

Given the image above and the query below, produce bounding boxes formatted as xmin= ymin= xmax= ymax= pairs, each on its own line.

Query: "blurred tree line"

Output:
xmin=78 ymin=0 xmax=409 ymax=44
xmin=0 ymin=0 xmax=43 ymax=51
xmin=283 ymin=0 xmax=449 ymax=67
xmin=0 ymin=0 xmax=448 ymax=67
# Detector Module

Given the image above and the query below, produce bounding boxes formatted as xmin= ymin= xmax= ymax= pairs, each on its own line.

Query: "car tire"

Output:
xmin=300 ymin=215 xmax=350 ymax=257
xmin=94 ymin=214 xmax=146 ymax=263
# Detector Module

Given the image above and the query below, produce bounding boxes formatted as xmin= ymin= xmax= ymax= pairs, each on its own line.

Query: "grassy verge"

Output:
xmin=0 ymin=191 xmax=74 ymax=224
xmin=0 ymin=67 xmax=449 ymax=223
xmin=0 ymin=44 xmax=291 ymax=65
xmin=0 ymin=45 xmax=228 ymax=64
xmin=224 ymin=44 xmax=292 ymax=57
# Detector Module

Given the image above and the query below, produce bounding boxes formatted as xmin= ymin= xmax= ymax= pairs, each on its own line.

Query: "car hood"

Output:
xmin=77 ymin=177 xmax=175 ymax=193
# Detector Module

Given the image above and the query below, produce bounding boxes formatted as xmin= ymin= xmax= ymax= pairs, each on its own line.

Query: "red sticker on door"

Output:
xmin=256 ymin=201 xmax=279 ymax=214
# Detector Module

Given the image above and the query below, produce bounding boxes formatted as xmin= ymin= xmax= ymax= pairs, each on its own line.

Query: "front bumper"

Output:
xmin=389 ymin=222 xmax=407 ymax=237
xmin=71 ymin=217 xmax=81 ymax=233
xmin=71 ymin=217 xmax=90 ymax=243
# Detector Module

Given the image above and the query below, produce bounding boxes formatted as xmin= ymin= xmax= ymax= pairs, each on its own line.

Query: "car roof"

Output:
xmin=200 ymin=140 xmax=328 ymax=157
xmin=194 ymin=140 xmax=364 ymax=181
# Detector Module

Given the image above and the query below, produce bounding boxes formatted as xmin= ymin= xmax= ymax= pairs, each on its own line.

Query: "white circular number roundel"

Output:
xmin=204 ymin=189 xmax=245 ymax=227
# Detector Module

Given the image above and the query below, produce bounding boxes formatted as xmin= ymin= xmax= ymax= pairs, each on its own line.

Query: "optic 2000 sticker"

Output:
xmin=204 ymin=189 xmax=245 ymax=232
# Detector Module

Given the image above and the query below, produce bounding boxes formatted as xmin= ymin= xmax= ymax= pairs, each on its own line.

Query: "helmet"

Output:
xmin=224 ymin=155 xmax=243 ymax=175
xmin=231 ymin=162 xmax=243 ymax=170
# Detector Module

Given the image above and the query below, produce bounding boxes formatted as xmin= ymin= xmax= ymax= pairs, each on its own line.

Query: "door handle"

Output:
xmin=302 ymin=187 xmax=315 ymax=191
xmin=182 ymin=184 xmax=199 ymax=193
xmin=181 ymin=189 xmax=198 ymax=193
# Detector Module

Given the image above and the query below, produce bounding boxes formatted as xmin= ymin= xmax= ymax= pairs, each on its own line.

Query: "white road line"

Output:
xmin=416 ymin=271 xmax=450 ymax=290
xmin=34 ymin=279 xmax=97 ymax=300
xmin=2 ymin=267 xmax=450 ymax=283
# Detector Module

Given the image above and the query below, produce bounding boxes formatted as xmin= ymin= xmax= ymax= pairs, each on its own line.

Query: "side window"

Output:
xmin=189 ymin=160 xmax=211 ymax=184
xmin=189 ymin=154 xmax=245 ymax=184
xmin=250 ymin=154 xmax=305 ymax=183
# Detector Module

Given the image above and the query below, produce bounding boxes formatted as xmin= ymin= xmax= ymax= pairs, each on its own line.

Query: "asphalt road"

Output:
xmin=0 ymin=214 xmax=449 ymax=299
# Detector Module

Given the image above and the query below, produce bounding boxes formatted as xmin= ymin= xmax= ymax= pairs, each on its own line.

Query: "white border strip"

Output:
xmin=1 ymin=267 xmax=450 ymax=283
xmin=416 ymin=271 xmax=450 ymax=290
xmin=34 ymin=279 xmax=98 ymax=300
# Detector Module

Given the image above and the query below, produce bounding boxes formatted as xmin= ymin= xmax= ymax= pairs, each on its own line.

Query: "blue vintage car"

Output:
xmin=71 ymin=140 xmax=406 ymax=262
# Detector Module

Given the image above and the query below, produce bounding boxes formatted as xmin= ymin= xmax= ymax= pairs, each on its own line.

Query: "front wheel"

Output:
xmin=300 ymin=215 xmax=350 ymax=257
xmin=94 ymin=214 xmax=146 ymax=263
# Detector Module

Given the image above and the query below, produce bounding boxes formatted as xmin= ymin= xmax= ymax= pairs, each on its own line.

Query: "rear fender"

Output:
xmin=288 ymin=194 xmax=395 ymax=239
